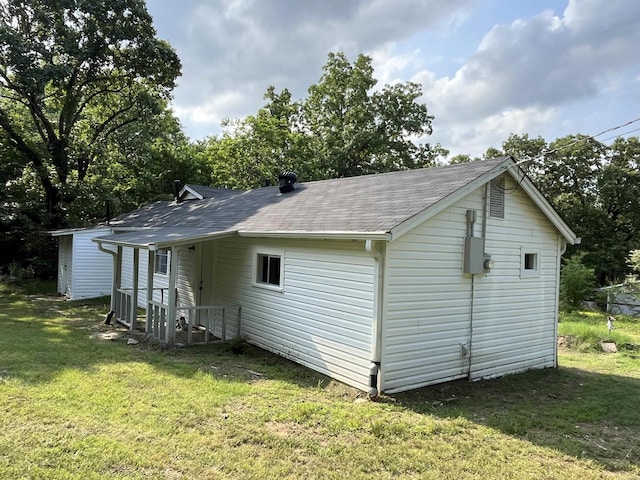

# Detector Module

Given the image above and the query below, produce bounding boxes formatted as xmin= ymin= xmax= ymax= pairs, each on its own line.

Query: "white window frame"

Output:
xmin=154 ymin=248 xmax=169 ymax=276
xmin=252 ymin=247 xmax=284 ymax=291
xmin=520 ymin=247 xmax=540 ymax=279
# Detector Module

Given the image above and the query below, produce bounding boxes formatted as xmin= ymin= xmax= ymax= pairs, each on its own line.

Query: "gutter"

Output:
xmin=365 ymin=239 xmax=385 ymax=398
xmin=239 ymin=230 xmax=391 ymax=241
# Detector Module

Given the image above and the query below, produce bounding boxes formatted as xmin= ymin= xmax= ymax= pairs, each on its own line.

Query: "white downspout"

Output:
xmin=96 ymin=241 xmax=118 ymax=324
xmin=365 ymin=239 xmax=385 ymax=398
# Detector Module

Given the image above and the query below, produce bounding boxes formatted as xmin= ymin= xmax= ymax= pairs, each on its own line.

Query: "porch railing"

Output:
xmin=147 ymin=300 xmax=242 ymax=345
xmin=115 ymin=287 xmax=135 ymax=328
xmin=114 ymin=287 xmax=170 ymax=329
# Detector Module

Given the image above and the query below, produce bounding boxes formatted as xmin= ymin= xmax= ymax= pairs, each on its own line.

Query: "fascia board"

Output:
xmin=237 ymin=230 xmax=391 ymax=241
xmin=390 ymin=159 xmax=513 ymax=241
xmin=510 ymin=167 xmax=579 ymax=244
xmin=179 ymin=185 xmax=204 ymax=200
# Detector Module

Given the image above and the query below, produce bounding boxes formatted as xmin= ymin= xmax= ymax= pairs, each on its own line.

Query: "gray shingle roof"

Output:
xmin=109 ymin=158 xmax=511 ymax=236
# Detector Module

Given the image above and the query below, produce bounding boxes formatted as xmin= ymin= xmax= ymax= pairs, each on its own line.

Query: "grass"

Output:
xmin=559 ymin=309 xmax=640 ymax=354
xmin=1 ymin=281 xmax=639 ymax=479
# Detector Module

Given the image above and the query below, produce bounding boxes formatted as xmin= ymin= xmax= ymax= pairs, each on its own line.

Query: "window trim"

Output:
xmin=252 ymin=247 xmax=284 ymax=291
xmin=154 ymin=248 xmax=169 ymax=276
xmin=520 ymin=247 xmax=540 ymax=279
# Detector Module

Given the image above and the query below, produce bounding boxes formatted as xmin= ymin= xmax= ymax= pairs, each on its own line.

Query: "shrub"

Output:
xmin=560 ymin=254 xmax=595 ymax=311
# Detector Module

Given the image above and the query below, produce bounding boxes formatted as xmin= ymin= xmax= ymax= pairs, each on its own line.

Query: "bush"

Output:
xmin=560 ymin=254 xmax=595 ymax=311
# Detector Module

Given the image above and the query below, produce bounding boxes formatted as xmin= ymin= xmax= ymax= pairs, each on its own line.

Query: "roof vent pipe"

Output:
xmin=174 ymin=179 xmax=182 ymax=203
xmin=278 ymin=171 xmax=297 ymax=194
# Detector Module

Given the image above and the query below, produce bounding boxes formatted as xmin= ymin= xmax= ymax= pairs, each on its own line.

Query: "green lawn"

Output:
xmin=1 ymin=282 xmax=639 ymax=479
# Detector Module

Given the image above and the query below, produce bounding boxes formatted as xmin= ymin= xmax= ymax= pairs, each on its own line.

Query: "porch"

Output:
xmin=95 ymin=232 xmax=242 ymax=346
xmin=115 ymin=286 xmax=242 ymax=345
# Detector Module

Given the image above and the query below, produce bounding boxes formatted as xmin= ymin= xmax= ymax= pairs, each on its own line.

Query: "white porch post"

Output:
xmin=146 ymin=249 xmax=155 ymax=333
xmin=131 ymin=248 xmax=139 ymax=331
xmin=166 ymin=247 xmax=178 ymax=345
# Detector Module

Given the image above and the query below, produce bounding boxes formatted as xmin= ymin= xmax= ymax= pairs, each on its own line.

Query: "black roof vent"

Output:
xmin=278 ymin=171 xmax=297 ymax=194
xmin=174 ymin=179 xmax=182 ymax=203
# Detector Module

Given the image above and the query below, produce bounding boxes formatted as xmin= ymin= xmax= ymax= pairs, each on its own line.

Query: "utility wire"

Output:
xmin=514 ymin=115 xmax=640 ymax=165
xmin=600 ymin=126 xmax=640 ymax=143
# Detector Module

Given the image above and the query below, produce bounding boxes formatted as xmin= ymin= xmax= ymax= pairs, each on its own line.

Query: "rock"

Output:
xmin=601 ymin=342 xmax=617 ymax=353
xmin=127 ymin=338 xmax=139 ymax=345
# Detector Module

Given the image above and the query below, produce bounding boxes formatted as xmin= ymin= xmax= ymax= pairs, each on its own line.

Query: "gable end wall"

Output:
xmin=382 ymin=175 xmax=561 ymax=393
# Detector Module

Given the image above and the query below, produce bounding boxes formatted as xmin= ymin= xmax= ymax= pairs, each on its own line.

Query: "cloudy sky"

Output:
xmin=146 ymin=0 xmax=640 ymax=158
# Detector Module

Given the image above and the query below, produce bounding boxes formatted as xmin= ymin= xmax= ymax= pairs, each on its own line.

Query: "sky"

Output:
xmin=145 ymin=0 xmax=640 ymax=158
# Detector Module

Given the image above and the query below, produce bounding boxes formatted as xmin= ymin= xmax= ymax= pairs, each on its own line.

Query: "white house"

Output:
xmin=50 ymin=227 xmax=113 ymax=300
xmin=50 ymin=184 xmax=229 ymax=304
xmin=92 ymin=157 xmax=578 ymax=395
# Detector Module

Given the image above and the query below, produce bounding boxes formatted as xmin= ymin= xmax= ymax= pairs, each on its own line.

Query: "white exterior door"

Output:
xmin=57 ymin=236 xmax=73 ymax=297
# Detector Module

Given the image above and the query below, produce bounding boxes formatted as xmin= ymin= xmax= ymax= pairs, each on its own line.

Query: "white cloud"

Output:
xmin=149 ymin=0 xmax=475 ymax=138
xmin=149 ymin=0 xmax=640 ymax=158
xmin=415 ymin=0 xmax=640 ymax=155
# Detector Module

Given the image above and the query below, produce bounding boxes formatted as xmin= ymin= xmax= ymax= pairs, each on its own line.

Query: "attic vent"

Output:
xmin=278 ymin=171 xmax=297 ymax=194
xmin=489 ymin=177 xmax=505 ymax=219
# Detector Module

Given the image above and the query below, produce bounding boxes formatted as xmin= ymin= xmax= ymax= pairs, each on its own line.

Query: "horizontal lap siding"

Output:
xmin=470 ymin=182 xmax=559 ymax=379
xmin=70 ymin=230 xmax=113 ymax=300
xmin=121 ymin=248 xmax=169 ymax=308
xmin=383 ymin=193 xmax=480 ymax=393
xmin=214 ymin=238 xmax=374 ymax=391
xmin=383 ymin=177 xmax=562 ymax=393
xmin=176 ymin=246 xmax=198 ymax=307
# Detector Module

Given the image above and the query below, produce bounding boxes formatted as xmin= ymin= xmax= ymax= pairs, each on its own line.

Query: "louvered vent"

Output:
xmin=489 ymin=177 xmax=505 ymax=219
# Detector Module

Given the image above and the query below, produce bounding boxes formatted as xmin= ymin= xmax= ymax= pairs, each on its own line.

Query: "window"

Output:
xmin=154 ymin=249 xmax=168 ymax=275
xmin=524 ymin=253 xmax=537 ymax=271
xmin=520 ymin=248 xmax=540 ymax=278
xmin=489 ymin=177 xmax=505 ymax=219
xmin=257 ymin=254 xmax=281 ymax=286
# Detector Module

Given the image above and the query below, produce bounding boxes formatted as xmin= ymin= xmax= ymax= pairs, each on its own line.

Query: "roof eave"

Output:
xmin=49 ymin=226 xmax=109 ymax=236
xmin=92 ymin=229 xmax=238 ymax=250
xmin=388 ymin=158 xmax=579 ymax=245
xmin=238 ymin=230 xmax=391 ymax=241
xmin=389 ymin=157 xmax=514 ymax=241
xmin=513 ymin=170 xmax=579 ymax=244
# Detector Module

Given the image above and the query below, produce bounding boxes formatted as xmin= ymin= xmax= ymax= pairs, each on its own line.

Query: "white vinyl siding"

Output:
xmin=176 ymin=245 xmax=198 ymax=307
xmin=56 ymin=229 xmax=113 ymax=300
xmin=214 ymin=237 xmax=374 ymax=391
xmin=471 ymin=180 xmax=559 ymax=379
xmin=382 ymin=175 xmax=561 ymax=393
xmin=383 ymin=193 xmax=479 ymax=393
xmin=120 ymin=247 xmax=170 ymax=308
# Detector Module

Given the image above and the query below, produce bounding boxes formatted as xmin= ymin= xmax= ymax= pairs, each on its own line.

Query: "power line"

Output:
xmin=514 ymin=115 xmax=640 ymax=165
xmin=600 ymin=126 xmax=640 ymax=143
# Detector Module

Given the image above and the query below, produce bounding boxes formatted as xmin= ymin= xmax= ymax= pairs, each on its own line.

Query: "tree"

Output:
xmin=203 ymin=52 xmax=447 ymax=188
xmin=204 ymin=87 xmax=314 ymax=190
xmin=483 ymin=133 xmax=640 ymax=284
xmin=448 ymin=154 xmax=476 ymax=164
xmin=0 ymin=0 xmax=181 ymax=229
xmin=560 ymin=253 xmax=595 ymax=311
xmin=303 ymin=52 xmax=445 ymax=178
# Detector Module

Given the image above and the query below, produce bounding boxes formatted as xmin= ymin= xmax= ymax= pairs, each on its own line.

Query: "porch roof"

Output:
xmin=92 ymin=228 xmax=237 ymax=250
xmin=93 ymin=227 xmax=391 ymax=249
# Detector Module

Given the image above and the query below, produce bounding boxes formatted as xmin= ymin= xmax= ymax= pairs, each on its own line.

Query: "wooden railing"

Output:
xmin=115 ymin=288 xmax=135 ymax=328
xmin=146 ymin=300 xmax=242 ymax=345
